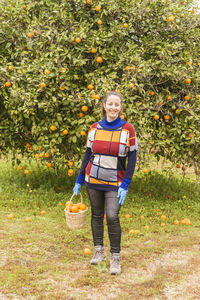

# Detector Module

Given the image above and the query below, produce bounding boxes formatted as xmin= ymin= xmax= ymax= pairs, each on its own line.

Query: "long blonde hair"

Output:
xmin=101 ymin=91 xmax=123 ymax=119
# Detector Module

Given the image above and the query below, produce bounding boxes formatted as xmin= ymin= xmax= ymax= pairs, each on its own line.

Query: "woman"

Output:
xmin=73 ymin=91 xmax=138 ymax=275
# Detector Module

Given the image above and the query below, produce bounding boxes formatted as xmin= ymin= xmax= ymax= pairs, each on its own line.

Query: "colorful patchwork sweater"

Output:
xmin=76 ymin=115 xmax=138 ymax=192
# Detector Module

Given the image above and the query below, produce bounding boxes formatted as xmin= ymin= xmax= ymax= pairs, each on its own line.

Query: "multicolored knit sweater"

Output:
xmin=76 ymin=115 xmax=138 ymax=192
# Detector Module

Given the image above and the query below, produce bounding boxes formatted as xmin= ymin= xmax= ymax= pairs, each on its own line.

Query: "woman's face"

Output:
xmin=103 ymin=95 xmax=122 ymax=122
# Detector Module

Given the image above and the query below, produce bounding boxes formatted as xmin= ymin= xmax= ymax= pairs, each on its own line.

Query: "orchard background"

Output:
xmin=1 ymin=1 xmax=200 ymax=298
xmin=0 ymin=0 xmax=200 ymax=176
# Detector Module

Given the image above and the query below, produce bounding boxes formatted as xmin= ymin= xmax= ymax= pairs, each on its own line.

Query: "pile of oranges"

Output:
xmin=65 ymin=201 xmax=87 ymax=213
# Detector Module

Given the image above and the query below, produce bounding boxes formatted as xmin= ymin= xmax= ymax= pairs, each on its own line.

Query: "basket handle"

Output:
xmin=67 ymin=192 xmax=83 ymax=212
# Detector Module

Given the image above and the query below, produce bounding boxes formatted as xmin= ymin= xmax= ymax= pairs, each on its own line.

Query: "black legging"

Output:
xmin=86 ymin=188 xmax=121 ymax=253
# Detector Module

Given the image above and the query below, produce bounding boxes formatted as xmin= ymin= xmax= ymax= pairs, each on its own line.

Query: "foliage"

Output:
xmin=0 ymin=0 xmax=199 ymax=173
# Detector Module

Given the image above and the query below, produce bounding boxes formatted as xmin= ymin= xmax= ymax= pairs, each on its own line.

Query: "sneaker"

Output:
xmin=110 ymin=252 xmax=121 ymax=275
xmin=90 ymin=245 xmax=106 ymax=265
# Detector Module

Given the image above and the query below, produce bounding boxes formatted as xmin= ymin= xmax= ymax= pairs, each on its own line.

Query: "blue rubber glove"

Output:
xmin=73 ymin=183 xmax=82 ymax=196
xmin=117 ymin=187 xmax=128 ymax=205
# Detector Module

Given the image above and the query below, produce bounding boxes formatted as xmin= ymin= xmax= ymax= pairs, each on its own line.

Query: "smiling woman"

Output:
xmin=101 ymin=92 xmax=123 ymax=122
xmin=72 ymin=91 xmax=138 ymax=275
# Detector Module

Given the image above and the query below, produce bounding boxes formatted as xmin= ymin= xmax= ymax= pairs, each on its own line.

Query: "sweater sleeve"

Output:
xmin=76 ymin=147 xmax=92 ymax=185
xmin=120 ymin=150 xmax=137 ymax=190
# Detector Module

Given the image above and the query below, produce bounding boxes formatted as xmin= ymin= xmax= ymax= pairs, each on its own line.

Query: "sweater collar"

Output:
xmin=99 ymin=115 xmax=126 ymax=129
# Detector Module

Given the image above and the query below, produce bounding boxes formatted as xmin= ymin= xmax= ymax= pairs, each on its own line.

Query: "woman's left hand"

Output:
xmin=117 ymin=187 xmax=128 ymax=205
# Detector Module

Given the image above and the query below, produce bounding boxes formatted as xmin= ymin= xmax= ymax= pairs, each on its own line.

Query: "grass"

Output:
xmin=0 ymin=158 xmax=200 ymax=299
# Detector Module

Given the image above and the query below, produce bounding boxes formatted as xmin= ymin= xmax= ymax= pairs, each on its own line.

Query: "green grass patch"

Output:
xmin=0 ymin=158 xmax=200 ymax=299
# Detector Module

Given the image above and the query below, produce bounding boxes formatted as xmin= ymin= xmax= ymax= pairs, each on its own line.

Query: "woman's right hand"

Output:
xmin=73 ymin=183 xmax=82 ymax=196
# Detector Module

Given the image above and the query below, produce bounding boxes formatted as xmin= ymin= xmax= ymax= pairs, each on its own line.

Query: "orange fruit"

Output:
xmin=25 ymin=217 xmax=31 ymax=222
xmin=144 ymin=225 xmax=150 ymax=229
xmin=75 ymin=37 xmax=81 ymax=43
xmin=129 ymin=83 xmax=134 ymax=88
xmin=91 ymin=48 xmax=97 ymax=53
xmin=91 ymin=94 xmax=97 ymax=99
xmin=50 ymin=125 xmax=56 ymax=131
xmin=71 ymin=205 xmax=79 ymax=213
xmin=5 ymin=81 xmax=11 ymax=87
xmin=157 ymin=101 xmax=163 ymax=106
xmin=97 ymin=20 xmax=102 ymax=25
xmin=121 ymin=115 xmax=125 ymax=120
xmin=18 ymin=165 xmax=23 ymax=170
xmin=116 ymin=89 xmax=121 ymax=94
xmin=8 ymin=66 xmax=14 ymax=71
xmin=96 ymin=56 xmax=103 ymax=63
xmin=26 ymin=143 xmax=31 ymax=148
xmin=123 ymin=23 xmax=128 ymax=28
xmin=80 ymin=203 xmax=87 ymax=210
xmin=27 ymin=32 xmax=33 ymax=38
xmin=149 ymin=91 xmax=155 ymax=96
xmin=167 ymin=96 xmax=172 ymax=101
xmin=58 ymin=202 xmax=62 ymax=206
xmin=181 ymin=218 xmax=191 ymax=225
xmin=185 ymin=219 xmax=191 ymax=225
xmin=68 ymin=161 xmax=74 ymax=167
xmin=186 ymin=61 xmax=192 ymax=65
xmin=164 ymin=115 xmax=170 ymax=120
xmin=62 ymin=129 xmax=68 ymax=135
xmin=86 ymin=0 xmax=91 ymax=4
xmin=95 ymin=6 xmax=101 ymax=11
xmin=88 ymin=84 xmax=94 ymax=90
xmin=68 ymin=169 xmax=74 ymax=176
xmin=168 ymin=16 xmax=174 ymax=22
xmin=175 ymin=109 xmax=180 ymax=114
xmin=142 ymin=168 xmax=148 ymax=174
xmin=81 ymin=105 xmax=88 ymax=112
xmin=154 ymin=115 xmax=159 ymax=120
xmin=79 ymin=112 xmax=84 ymax=118
xmin=29 ymin=146 xmax=33 ymax=151
xmin=40 ymin=82 xmax=46 ymax=88
xmin=140 ymin=215 xmax=145 ymax=219
xmin=76 ymin=203 xmax=81 ymax=209
xmin=84 ymin=248 xmax=91 ymax=255
xmin=125 ymin=66 xmax=131 ymax=71
xmin=95 ymin=94 xmax=101 ymax=100
xmin=188 ymin=133 xmax=194 ymax=138
xmin=46 ymin=162 xmax=52 ymax=168
xmin=160 ymin=214 xmax=166 ymax=220
xmin=65 ymin=201 xmax=73 ymax=208
xmin=53 ymin=148 xmax=57 ymax=153
xmin=7 ymin=214 xmax=14 ymax=220
xmin=185 ymin=78 xmax=191 ymax=84
xmin=44 ymin=153 xmax=50 ymax=158
xmin=80 ymin=130 xmax=86 ymax=136
xmin=24 ymin=169 xmax=30 ymax=175
xmin=174 ymin=220 xmax=179 ymax=225
xmin=176 ymin=164 xmax=181 ymax=168
xmin=35 ymin=154 xmax=41 ymax=159
xmin=184 ymin=95 xmax=190 ymax=100
xmin=40 ymin=210 xmax=46 ymax=215
xmin=125 ymin=214 xmax=131 ymax=218
xmin=60 ymin=86 xmax=65 ymax=91
xmin=182 ymin=166 xmax=186 ymax=171
xmin=44 ymin=69 xmax=50 ymax=75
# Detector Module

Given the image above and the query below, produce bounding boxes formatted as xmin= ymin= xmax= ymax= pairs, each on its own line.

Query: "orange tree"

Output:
xmin=0 ymin=0 xmax=199 ymax=175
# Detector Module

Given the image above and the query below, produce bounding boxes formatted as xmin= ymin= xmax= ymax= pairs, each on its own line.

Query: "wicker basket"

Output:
xmin=64 ymin=192 xmax=88 ymax=230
